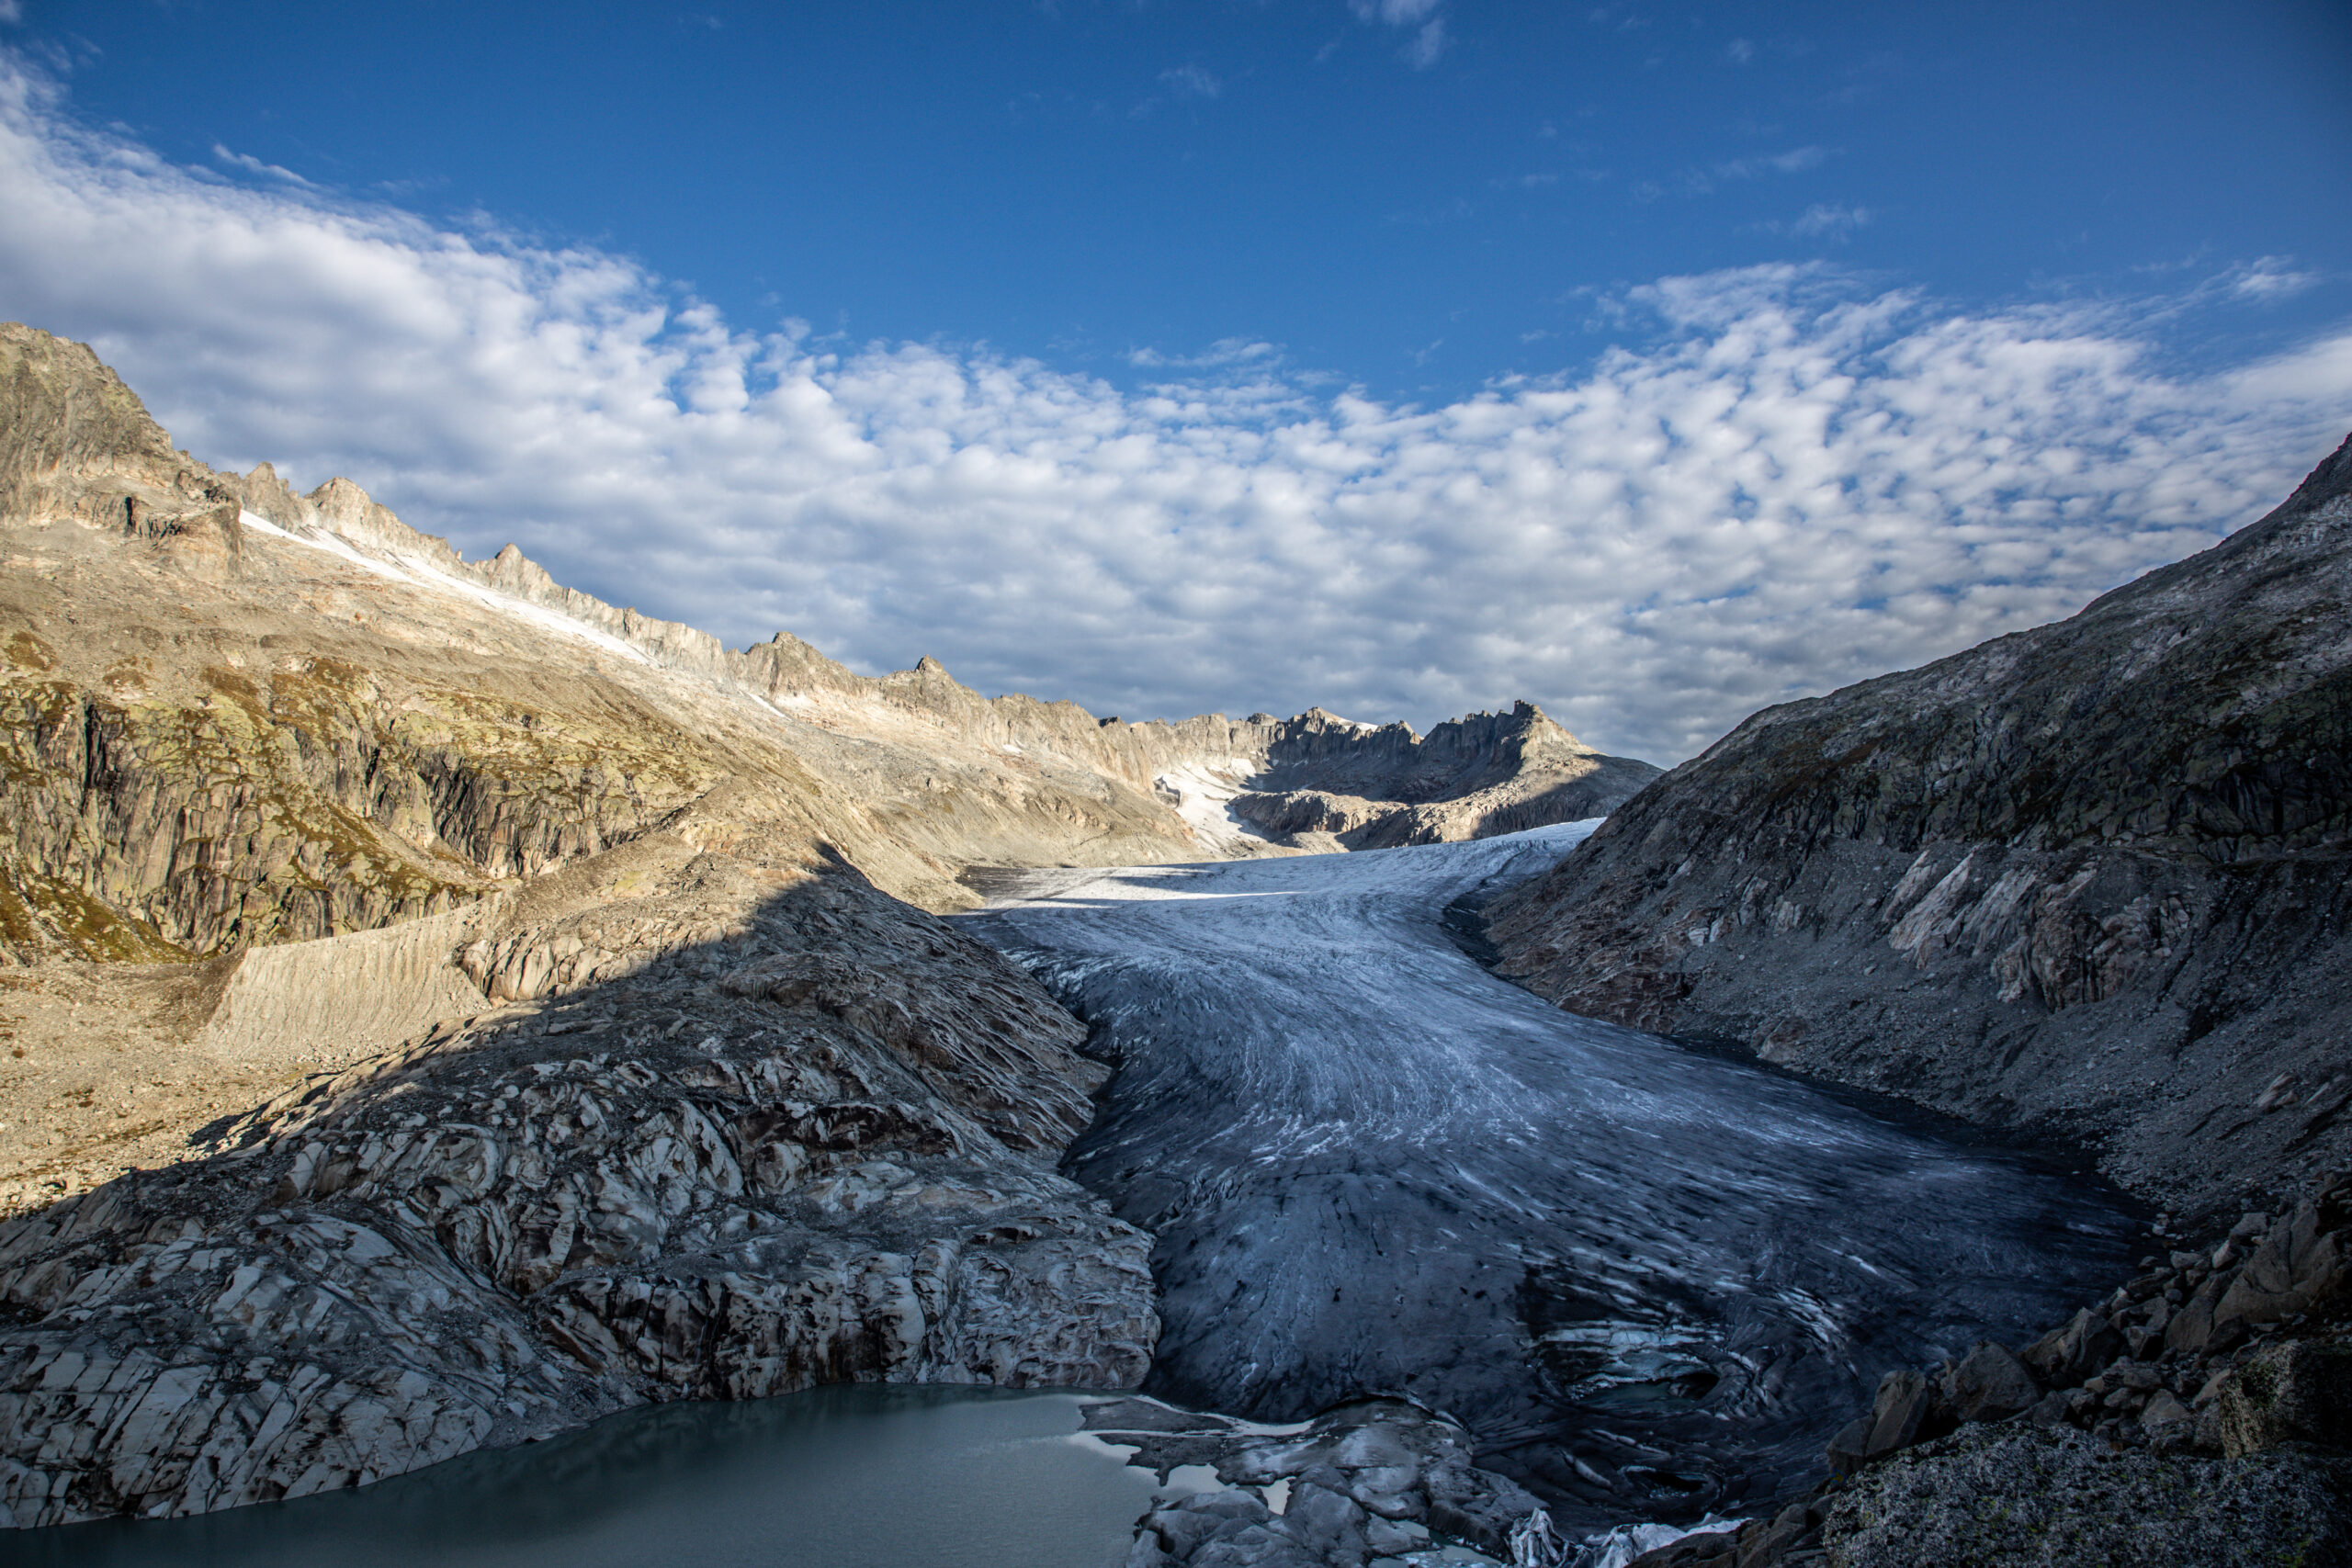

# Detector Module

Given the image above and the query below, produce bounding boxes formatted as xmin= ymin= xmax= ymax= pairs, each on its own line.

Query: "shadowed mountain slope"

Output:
xmin=1487 ymin=431 xmax=2352 ymax=1222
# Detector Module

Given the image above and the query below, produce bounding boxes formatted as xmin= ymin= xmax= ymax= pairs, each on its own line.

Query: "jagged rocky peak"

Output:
xmin=1 ymin=321 xmax=243 ymax=575
xmin=1209 ymin=699 xmax=1660 ymax=852
xmin=1257 ymin=699 xmax=1594 ymax=796
xmin=1485 ymin=428 xmax=2352 ymax=1220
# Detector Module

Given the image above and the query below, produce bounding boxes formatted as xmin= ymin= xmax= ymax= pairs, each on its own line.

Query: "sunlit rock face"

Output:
xmin=968 ymin=828 xmax=2134 ymax=1530
xmin=1486 ymin=433 xmax=2352 ymax=1224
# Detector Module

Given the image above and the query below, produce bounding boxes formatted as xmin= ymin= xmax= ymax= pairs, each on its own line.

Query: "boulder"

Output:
xmin=2211 ymin=1195 xmax=2348 ymax=1337
xmin=2139 ymin=1387 xmax=2196 ymax=1449
xmin=2164 ymin=1276 xmax=2227 ymax=1356
xmin=1827 ymin=1369 xmax=1946 ymax=1473
xmin=2211 ymin=1339 xmax=2352 ymax=1459
xmin=1939 ymin=1341 xmax=2041 ymax=1424
xmin=2021 ymin=1308 xmax=2122 ymax=1386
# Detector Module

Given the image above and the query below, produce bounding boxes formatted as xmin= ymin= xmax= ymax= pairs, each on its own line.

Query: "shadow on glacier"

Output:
xmin=961 ymin=823 xmax=2140 ymax=1529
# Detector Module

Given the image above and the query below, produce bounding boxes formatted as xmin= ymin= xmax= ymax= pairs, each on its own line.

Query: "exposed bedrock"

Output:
xmin=0 ymin=848 xmax=1155 ymax=1528
xmin=1487 ymin=432 xmax=2352 ymax=1222
xmin=1214 ymin=702 xmax=1661 ymax=852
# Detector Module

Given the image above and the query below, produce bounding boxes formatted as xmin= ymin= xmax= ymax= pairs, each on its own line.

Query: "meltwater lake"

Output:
xmin=0 ymin=1388 xmax=1161 ymax=1568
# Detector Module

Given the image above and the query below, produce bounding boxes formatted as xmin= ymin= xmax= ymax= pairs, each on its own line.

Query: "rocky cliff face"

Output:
xmin=1487 ymin=433 xmax=2352 ymax=1222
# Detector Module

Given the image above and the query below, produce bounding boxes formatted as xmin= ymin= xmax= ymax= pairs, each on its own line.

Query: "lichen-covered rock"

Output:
xmin=1819 ymin=1424 xmax=2352 ymax=1568
xmin=2208 ymin=1338 xmax=2352 ymax=1458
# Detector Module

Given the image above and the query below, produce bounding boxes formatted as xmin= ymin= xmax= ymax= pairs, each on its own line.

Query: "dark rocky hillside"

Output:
xmin=1487 ymin=432 xmax=2352 ymax=1222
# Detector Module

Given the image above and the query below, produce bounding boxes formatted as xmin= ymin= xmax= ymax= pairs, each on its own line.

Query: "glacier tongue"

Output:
xmin=966 ymin=826 xmax=2135 ymax=1528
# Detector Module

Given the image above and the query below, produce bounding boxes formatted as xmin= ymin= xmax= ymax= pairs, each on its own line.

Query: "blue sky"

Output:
xmin=1 ymin=2 xmax=2348 ymax=758
xmin=22 ymin=0 xmax=2350 ymax=398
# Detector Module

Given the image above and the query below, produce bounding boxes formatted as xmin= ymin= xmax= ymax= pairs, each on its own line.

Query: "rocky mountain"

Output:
xmin=0 ymin=321 xmax=1658 ymax=1528
xmin=1218 ymin=702 xmax=1656 ymax=852
xmin=1486 ymin=431 xmax=2352 ymax=1224
xmin=0 ymin=321 xmax=1651 ymax=1214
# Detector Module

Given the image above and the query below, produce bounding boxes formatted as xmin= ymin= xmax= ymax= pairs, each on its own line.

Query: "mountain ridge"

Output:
xmin=0 ymin=318 xmax=1652 ymax=1238
xmin=1485 ymin=428 xmax=2352 ymax=1222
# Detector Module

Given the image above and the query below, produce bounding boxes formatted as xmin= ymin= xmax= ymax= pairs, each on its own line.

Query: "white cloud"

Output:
xmin=2 ymin=59 xmax=2347 ymax=763
xmin=1125 ymin=338 xmax=1279 ymax=371
xmin=1714 ymin=146 xmax=1827 ymax=181
xmin=1348 ymin=0 xmax=1450 ymax=69
xmin=1755 ymin=202 xmax=1873 ymax=241
xmin=1158 ymin=63 xmax=1220 ymax=100
xmin=210 ymin=142 xmax=315 ymax=187
xmin=1348 ymin=0 xmax=1442 ymax=24
xmin=2225 ymin=256 xmax=2321 ymax=300
xmin=1401 ymin=18 xmax=1448 ymax=70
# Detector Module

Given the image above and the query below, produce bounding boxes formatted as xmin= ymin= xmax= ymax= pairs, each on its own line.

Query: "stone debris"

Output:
xmin=1837 ymin=1170 xmax=2350 ymax=1462
xmin=1086 ymin=1395 xmax=1549 ymax=1568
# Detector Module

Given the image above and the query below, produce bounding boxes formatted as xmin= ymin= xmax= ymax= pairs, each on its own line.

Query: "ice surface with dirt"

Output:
xmin=966 ymin=825 xmax=2136 ymax=1525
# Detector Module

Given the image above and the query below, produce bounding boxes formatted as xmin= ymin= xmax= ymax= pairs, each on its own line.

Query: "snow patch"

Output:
xmin=1154 ymin=757 xmax=1279 ymax=852
xmin=238 ymin=510 xmax=649 ymax=664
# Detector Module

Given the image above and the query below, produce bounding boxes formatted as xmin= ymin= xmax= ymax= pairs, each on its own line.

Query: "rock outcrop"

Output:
xmin=1089 ymin=1395 xmax=1552 ymax=1568
xmin=1614 ymin=1170 xmax=2352 ymax=1568
xmin=1486 ymin=431 xmax=2352 ymax=1220
xmin=0 ymin=816 xmax=1157 ymax=1527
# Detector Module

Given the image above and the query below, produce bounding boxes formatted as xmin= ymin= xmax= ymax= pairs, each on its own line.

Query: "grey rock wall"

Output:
xmin=1487 ymin=432 xmax=2352 ymax=1219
